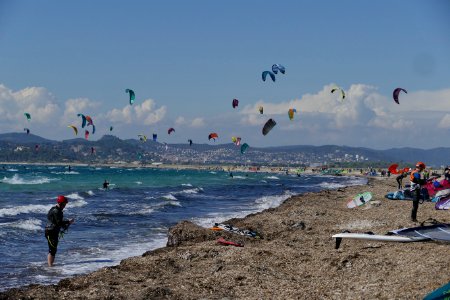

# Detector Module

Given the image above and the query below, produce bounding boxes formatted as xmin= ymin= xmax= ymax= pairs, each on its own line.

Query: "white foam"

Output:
xmin=0 ymin=204 xmax=52 ymax=217
xmin=87 ymin=190 xmax=95 ymax=196
xmin=66 ymin=193 xmax=84 ymax=200
xmin=51 ymin=171 xmax=80 ymax=175
xmin=182 ymin=183 xmax=193 ymax=187
xmin=0 ymin=218 xmax=42 ymax=231
xmin=232 ymin=176 xmax=247 ymax=179
xmin=67 ymin=199 xmax=88 ymax=208
xmin=209 ymin=171 xmax=217 ymax=174
xmin=318 ymin=182 xmax=346 ymax=189
xmin=7 ymin=168 xmax=18 ymax=172
xmin=254 ymin=191 xmax=294 ymax=211
xmin=135 ymin=181 xmax=142 ymax=185
xmin=1 ymin=174 xmax=58 ymax=185
xmin=265 ymin=176 xmax=280 ymax=180
xmin=181 ymin=187 xmax=203 ymax=194
xmin=162 ymin=194 xmax=177 ymax=201
xmin=54 ymin=235 xmax=167 ymax=277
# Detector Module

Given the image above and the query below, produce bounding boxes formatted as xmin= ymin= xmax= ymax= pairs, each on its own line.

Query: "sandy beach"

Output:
xmin=1 ymin=175 xmax=449 ymax=299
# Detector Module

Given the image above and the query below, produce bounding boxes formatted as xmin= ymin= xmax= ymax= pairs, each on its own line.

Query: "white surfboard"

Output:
xmin=347 ymin=192 xmax=372 ymax=208
xmin=332 ymin=233 xmax=428 ymax=242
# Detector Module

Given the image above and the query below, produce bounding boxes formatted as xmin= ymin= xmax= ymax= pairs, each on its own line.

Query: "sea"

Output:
xmin=0 ymin=165 xmax=366 ymax=291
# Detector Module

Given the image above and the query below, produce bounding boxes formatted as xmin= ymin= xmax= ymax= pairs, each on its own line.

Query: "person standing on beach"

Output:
xmin=396 ymin=172 xmax=407 ymax=189
xmin=409 ymin=162 xmax=427 ymax=222
xmin=45 ymin=195 xmax=74 ymax=267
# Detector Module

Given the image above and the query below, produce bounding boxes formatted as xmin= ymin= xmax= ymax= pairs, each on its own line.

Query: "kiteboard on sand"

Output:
xmin=347 ymin=192 xmax=372 ymax=208
xmin=332 ymin=233 xmax=428 ymax=249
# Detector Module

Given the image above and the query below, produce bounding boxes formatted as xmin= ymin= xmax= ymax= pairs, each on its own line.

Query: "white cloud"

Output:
xmin=104 ymin=99 xmax=166 ymax=125
xmin=62 ymin=98 xmax=101 ymax=125
xmin=190 ymin=117 xmax=205 ymax=128
xmin=175 ymin=116 xmax=205 ymax=128
xmin=0 ymin=84 xmax=60 ymax=129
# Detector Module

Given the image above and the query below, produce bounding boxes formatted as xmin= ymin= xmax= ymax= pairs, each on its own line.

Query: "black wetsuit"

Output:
xmin=396 ymin=173 xmax=407 ymax=189
xmin=45 ymin=206 xmax=70 ymax=256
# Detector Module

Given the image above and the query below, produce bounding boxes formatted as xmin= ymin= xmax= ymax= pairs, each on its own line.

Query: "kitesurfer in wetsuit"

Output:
xmin=410 ymin=162 xmax=427 ymax=222
xmin=45 ymin=195 xmax=74 ymax=266
xmin=103 ymin=180 xmax=109 ymax=189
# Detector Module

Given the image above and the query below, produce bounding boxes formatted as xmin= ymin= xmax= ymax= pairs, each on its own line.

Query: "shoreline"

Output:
xmin=1 ymin=176 xmax=449 ymax=299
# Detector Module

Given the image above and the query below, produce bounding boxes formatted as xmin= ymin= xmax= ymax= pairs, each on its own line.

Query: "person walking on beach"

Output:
xmin=409 ymin=162 xmax=427 ymax=222
xmin=45 ymin=195 xmax=74 ymax=267
xmin=396 ymin=172 xmax=407 ymax=189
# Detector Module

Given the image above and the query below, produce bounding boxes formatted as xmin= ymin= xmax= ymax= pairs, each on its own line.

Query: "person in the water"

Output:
xmin=103 ymin=180 xmax=110 ymax=189
xmin=45 ymin=195 xmax=74 ymax=267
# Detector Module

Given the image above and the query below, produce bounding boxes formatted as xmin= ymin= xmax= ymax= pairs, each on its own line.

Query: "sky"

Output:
xmin=0 ymin=0 xmax=449 ymax=149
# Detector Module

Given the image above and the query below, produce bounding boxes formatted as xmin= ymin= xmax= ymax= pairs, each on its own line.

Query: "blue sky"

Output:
xmin=0 ymin=0 xmax=449 ymax=149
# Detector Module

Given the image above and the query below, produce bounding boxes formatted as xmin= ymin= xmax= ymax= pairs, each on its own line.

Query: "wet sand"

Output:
xmin=1 ymin=176 xmax=449 ymax=299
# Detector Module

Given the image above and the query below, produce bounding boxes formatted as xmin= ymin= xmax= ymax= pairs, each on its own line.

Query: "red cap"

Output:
xmin=57 ymin=195 xmax=68 ymax=204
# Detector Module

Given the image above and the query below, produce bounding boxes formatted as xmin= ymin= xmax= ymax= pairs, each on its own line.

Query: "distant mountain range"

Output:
xmin=0 ymin=132 xmax=449 ymax=167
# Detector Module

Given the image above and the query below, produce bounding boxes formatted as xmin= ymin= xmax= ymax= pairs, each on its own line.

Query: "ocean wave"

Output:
xmin=1 ymin=174 xmax=58 ymax=185
xmin=162 ymin=194 xmax=177 ymax=201
xmin=265 ymin=176 xmax=280 ymax=180
xmin=0 ymin=204 xmax=52 ymax=217
xmin=66 ymin=193 xmax=84 ymax=200
xmin=6 ymin=169 xmax=18 ymax=172
xmin=181 ymin=187 xmax=203 ymax=194
xmin=87 ymin=190 xmax=95 ymax=196
xmin=232 ymin=176 xmax=247 ymax=179
xmin=318 ymin=182 xmax=346 ymax=189
xmin=51 ymin=171 xmax=80 ymax=175
xmin=181 ymin=183 xmax=193 ymax=187
xmin=254 ymin=191 xmax=294 ymax=210
xmin=0 ymin=218 xmax=42 ymax=231
xmin=135 ymin=181 xmax=142 ymax=185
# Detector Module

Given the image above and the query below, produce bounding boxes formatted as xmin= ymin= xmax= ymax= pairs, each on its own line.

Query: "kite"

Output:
xmin=288 ymin=108 xmax=297 ymax=120
xmin=168 ymin=128 xmax=175 ymax=135
xmin=393 ymin=88 xmax=407 ymax=104
xmin=331 ymin=86 xmax=345 ymax=101
xmin=272 ymin=64 xmax=286 ymax=74
xmin=232 ymin=99 xmax=239 ymax=109
xmin=262 ymin=71 xmax=276 ymax=82
xmin=84 ymin=130 xmax=89 ymax=140
xmin=91 ymin=125 xmax=96 ymax=134
xmin=259 ymin=106 xmax=264 ymax=114
xmin=208 ymin=133 xmax=218 ymax=141
xmin=126 ymin=89 xmax=135 ymax=105
xmin=85 ymin=116 xmax=93 ymax=126
xmin=68 ymin=125 xmax=78 ymax=135
xmin=231 ymin=136 xmax=241 ymax=146
xmin=109 ymin=126 xmax=113 ymax=131
xmin=262 ymin=119 xmax=276 ymax=135
xmin=152 ymin=134 xmax=157 ymax=142
xmin=77 ymin=114 xmax=87 ymax=128
xmin=24 ymin=128 xmax=30 ymax=134
xmin=24 ymin=113 xmax=31 ymax=121
xmin=138 ymin=134 xmax=147 ymax=142
xmin=240 ymin=143 xmax=249 ymax=154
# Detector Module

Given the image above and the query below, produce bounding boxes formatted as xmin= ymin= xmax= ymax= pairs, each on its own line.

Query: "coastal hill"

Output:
xmin=0 ymin=133 xmax=449 ymax=167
